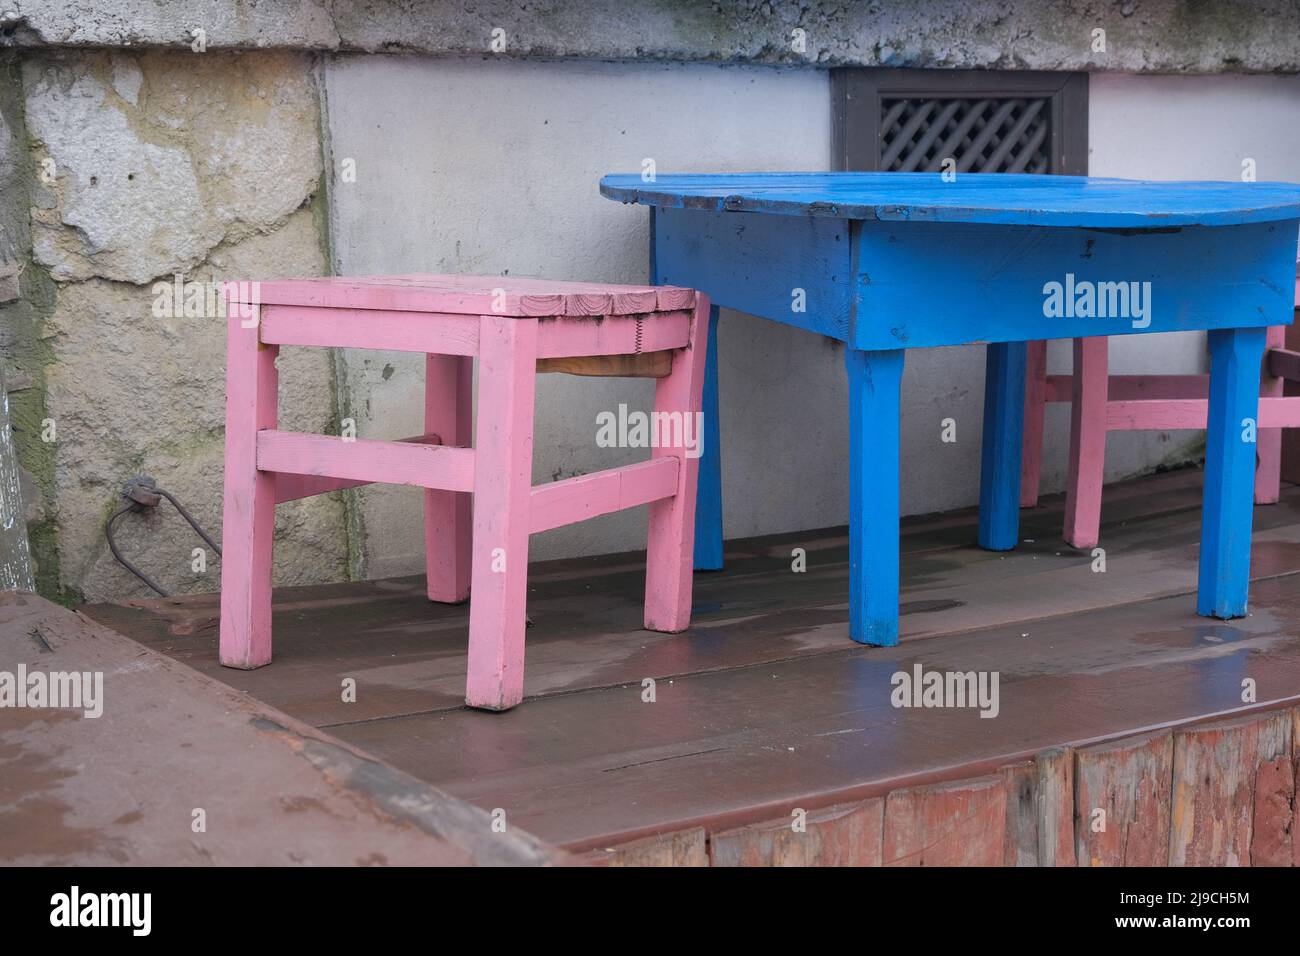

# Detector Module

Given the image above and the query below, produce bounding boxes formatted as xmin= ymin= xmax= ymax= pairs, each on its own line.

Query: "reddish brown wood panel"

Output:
xmin=1074 ymin=730 xmax=1174 ymax=867
xmin=588 ymin=828 xmax=708 ymax=867
xmin=710 ymin=798 xmax=884 ymax=866
xmin=1250 ymin=751 xmax=1296 ymax=866
xmin=883 ymin=775 xmax=1006 ymax=867
xmin=1170 ymin=711 xmax=1293 ymax=866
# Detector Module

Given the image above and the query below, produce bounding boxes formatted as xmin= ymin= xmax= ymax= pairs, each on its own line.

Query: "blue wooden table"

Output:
xmin=601 ymin=172 xmax=1300 ymax=645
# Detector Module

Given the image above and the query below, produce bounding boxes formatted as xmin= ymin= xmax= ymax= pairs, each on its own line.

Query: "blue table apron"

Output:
xmin=601 ymin=172 xmax=1300 ymax=645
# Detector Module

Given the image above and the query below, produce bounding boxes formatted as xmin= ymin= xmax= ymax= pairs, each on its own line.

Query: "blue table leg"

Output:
xmin=1198 ymin=327 xmax=1267 ymax=618
xmin=693 ymin=304 xmax=724 ymax=570
xmin=847 ymin=346 xmax=905 ymax=646
xmin=979 ymin=341 xmax=1028 ymax=551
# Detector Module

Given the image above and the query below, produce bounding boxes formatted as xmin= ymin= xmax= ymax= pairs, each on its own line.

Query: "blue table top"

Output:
xmin=600 ymin=172 xmax=1300 ymax=228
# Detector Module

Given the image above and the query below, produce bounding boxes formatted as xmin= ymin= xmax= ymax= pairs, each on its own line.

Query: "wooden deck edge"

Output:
xmin=584 ymin=702 xmax=1300 ymax=866
xmin=0 ymin=591 xmax=571 ymax=867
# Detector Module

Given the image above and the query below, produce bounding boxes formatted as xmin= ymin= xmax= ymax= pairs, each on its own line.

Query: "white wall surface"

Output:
xmin=323 ymin=57 xmax=1300 ymax=575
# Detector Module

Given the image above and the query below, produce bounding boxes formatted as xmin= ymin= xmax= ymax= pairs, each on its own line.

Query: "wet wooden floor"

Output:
xmin=84 ymin=469 xmax=1300 ymax=852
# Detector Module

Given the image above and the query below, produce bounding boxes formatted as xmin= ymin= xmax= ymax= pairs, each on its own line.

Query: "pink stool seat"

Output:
xmin=219 ymin=274 xmax=709 ymax=711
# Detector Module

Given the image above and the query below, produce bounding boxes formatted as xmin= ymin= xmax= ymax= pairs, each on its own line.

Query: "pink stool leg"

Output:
xmin=465 ymin=316 xmax=538 ymax=711
xmin=219 ymin=305 xmax=278 ymax=669
xmin=1064 ymin=336 xmax=1108 ymax=550
xmin=1020 ymin=339 xmax=1048 ymax=508
xmin=424 ymin=353 xmax=473 ymax=602
xmin=1254 ymin=325 xmax=1285 ymax=505
xmin=645 ymin=294 xmax=710 ymax=633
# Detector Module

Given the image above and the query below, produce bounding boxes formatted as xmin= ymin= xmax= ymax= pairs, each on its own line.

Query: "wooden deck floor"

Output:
xmin=82 ymin=469 xmax=1300 ymax=855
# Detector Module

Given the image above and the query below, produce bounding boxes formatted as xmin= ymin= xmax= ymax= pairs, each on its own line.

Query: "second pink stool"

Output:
xmin=219 ymin=275 xmax=709 ymax=711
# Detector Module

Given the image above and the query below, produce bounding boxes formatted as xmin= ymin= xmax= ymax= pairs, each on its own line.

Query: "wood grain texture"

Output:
xmin=257 ymin=430 xmax=475 ymax=493
xmin=1075 ymin=731 xmax=1173 ymax=867
xmin=602 ymin=172 xmax=1300 ymax=228
xmin=218 ymin=305 xmax=277 ymax=670
xmin=596 ymin=828 xmax=708 ymax=867
xmin=529 ymin=458 xmax=678 ymax=535
xmin=465 ymin=316 xmax=538 ymax=711
xmin=883 ymin=775 xmax=1007 ymax=866
xmin=247 ymin=273 xmax=694 ymax=316
xmin=1169 ymin=711 xmax=1292 ymax=866
xmin=1035 ymin=747 xmax=1076 ymax=867
xmin=1000 ymin=761 xmax=1038 ymax=867
xmin=711 ymin=798 xmax=884 ymax=866
xmin=536 ymin=352 xmax=671 ymax=377
xmin=644 ymin=294 xmax=709 ymax=633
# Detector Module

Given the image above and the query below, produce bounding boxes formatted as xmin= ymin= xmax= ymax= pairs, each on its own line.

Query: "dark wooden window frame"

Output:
xmin=831 ymin=68 xmax=1089 ymax=176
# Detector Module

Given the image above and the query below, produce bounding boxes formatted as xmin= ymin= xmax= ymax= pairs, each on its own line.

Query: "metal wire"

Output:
xmin=105 ymin=481 xmax=221 ymax=597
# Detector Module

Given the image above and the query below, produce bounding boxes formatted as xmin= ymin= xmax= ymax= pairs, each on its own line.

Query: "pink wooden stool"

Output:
xmin=220 ymin=275 xmax=709 ymax=711
xmin=1020 ymin=267 xmax=1300 ymax=548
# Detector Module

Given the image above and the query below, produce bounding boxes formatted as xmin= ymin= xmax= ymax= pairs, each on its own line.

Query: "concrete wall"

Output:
xmin=7 ymin=1 xmax=1300 ymax=73
xmin=11 ymin=51 xmax=350 ymax=601
xmin=5 ymin=33 xmax=1300 ymax=600
xmin=324 ymin=57 xmax=1300 ymax=577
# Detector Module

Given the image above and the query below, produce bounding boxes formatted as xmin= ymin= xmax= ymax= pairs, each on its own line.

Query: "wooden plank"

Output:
xmin=219 ymin=307 xmax=277 ymax=669
xmin=1250 ymin=749 xmax=1295 ymax=866
xmin=260 ymin=305 xmax=480 ymax=355
xmin=1064 ymin=337 xmax=1108 ymax=549
xmin=999 ymin=750 xmax=1075 ymax=866
xmin=1035 ymin=747 xmax=1076 ymax=866
xmin=1107 ymin=396 xmax=1300 ymax=431
xmin=883 ymin=775 xmax=1007 ymax=866
xmin=274 ymin=433 xmax=443 ymax=503
xmin=1198 ymin=328 xmax=1268 ymax=618
xmin=1169 ymin=711 xmax=1293 ymax=865
xmin=592 ymin=828 xmax=707 ymax=867
xmin=851 ymin=218 xmax=1296 ymax=350
xmin=1075 ymin=730 xmax=1173 ymax=867
xmin=978 ymin=341 xmax=1026 ymax=551
xmin=1000 ymin=762 xmax=1038 ymax=866
xmin=846 ymin=347 xmax=904 ymax=645
xmin=84 ymin=485 xmax=1300 ymax=728
xmin=257 ymin=430 xmax=475 ymax=494
xmin=536 ymin=352 xmax=671 ymax=378
xmin=1267 ymin=346 xmax=1300 ymax=383
xmin=245 ymin=273 xmax=693 ymax=316
xmin=465 ymin=316 xmax=538 ymax=711
xmin=654 ymin=207 xmax=852 ymax=341
xmin=692 ymin=304 xmax=723 ymax=570
xmin=1020 ymin=340 xmax=1048 ymax=509
xmin=1045 ymin=373 xmax=1210 ymax=404
xmin=530 ymin=458 xmax=679 ymax=535
xmin=0 ymin=592 xmax=565 ymax=866
xmin=601 ymin=171 xmax=1300 ymax=228
xmin=711 ymin=798 xmax=884 ymax=866
xmin=535 ymin=311 xmax=691 ymax=359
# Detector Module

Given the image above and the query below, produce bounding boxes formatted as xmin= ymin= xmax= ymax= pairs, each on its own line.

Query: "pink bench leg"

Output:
xmin=1020 ymin=339 xmax=1048 ymax=508
xmin=424 ymin=353 xmax=473 ymax=602
xmin=645 ymin=295 xmax=710 ymax=633
xmin=1255 ymin=324 xmax=1285 ymax=505
xmin=1064 ymin=336 xmax=1108 ymax=550
xmin=465 ymin=316 xmax=538 ymax=711
xmin=219 ymin=305 xmax=278 ymax=669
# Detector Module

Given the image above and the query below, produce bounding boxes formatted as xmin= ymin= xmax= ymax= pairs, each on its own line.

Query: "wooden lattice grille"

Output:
xmin=878 ymin=97 xmax=1052 ymax=174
